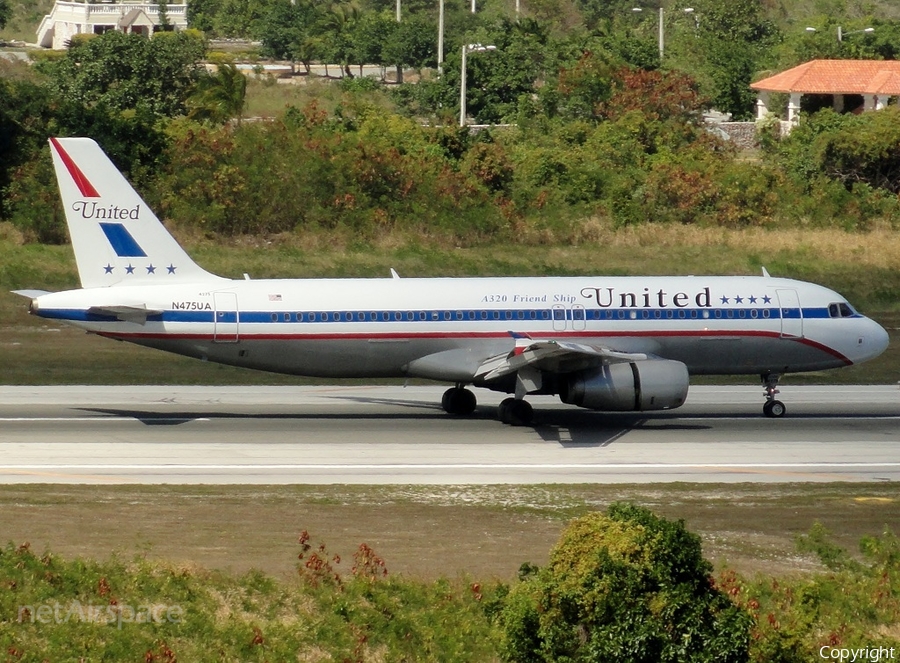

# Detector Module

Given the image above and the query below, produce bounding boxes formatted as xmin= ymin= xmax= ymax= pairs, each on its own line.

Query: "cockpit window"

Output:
xmin=829 ymin=302 xmax=855 ymax=318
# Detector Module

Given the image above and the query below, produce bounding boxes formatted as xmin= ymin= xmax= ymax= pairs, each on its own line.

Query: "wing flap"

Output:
xmin=475 ymin=339 xmax=649 ymax=382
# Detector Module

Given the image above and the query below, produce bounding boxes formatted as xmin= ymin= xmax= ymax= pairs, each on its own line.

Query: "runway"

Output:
xmin=0 ymin=385 xmax=898 ymax=484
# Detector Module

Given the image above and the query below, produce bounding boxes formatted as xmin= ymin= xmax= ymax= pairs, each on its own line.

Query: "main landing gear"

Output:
xmin=441 ymin=386 xmax=534 ymax=426
xmin=498 ymin=398 xmax=533 ymax=426
xmin=441 ymin=386 xmax=477 ymax=416
xmin=761 ymin=373 xmax=786 ymax=418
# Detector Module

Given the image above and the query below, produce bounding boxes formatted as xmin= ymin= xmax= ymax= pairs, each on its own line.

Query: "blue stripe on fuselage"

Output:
xmin=36 ymin=306 xmax=847 ymax=325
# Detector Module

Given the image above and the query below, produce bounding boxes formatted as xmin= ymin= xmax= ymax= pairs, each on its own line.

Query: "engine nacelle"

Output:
xmin=559 ymin=360 xmax=689 ymax=411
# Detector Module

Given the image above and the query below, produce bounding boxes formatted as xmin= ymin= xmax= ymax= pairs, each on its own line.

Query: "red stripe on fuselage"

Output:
xmin=49 ymin=137 xmax=100 ymax=198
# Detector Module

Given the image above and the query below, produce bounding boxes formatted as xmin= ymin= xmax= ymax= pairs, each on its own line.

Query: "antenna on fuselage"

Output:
xmin=761 ymin=267 xmax=771 ymax=278
xmin=390 ymin=268 xmax=400 ymax=279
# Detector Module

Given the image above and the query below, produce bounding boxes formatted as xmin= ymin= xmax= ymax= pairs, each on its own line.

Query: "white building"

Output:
xmin=37 ymin=1 xmax=189 ymax=50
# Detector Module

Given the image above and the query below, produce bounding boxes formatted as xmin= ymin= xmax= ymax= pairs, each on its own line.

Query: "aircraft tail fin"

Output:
xmin=48 ymin=137 xmax=221 ymax=289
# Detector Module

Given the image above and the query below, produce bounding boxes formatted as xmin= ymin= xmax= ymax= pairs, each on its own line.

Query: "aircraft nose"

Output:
xmin=855 ymin=317 xmax=890 ymax=364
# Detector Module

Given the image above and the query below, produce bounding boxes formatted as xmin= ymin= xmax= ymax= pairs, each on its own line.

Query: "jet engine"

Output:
xmin=559 ymin=360 xmax=689 ymax=411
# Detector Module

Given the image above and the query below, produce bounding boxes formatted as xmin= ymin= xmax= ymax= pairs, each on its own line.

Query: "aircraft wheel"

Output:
xmin=454 ymin=388 xmax=477 ymax=415
xmin=508 ymin=399 xmax=534 ymax=427
xmin=763 ymin=400 xmax=786 ymax=418
xmin=498 ymin=397 xmax=516 ymax=424
xmin=441 ymin=388 xmax=453 ymax=412
xmin=442 ymin=387 xmax=476 ymax=415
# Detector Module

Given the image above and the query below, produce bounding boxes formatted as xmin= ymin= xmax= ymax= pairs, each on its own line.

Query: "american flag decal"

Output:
xmin=268 ymin=294 xmax=282 ymax=301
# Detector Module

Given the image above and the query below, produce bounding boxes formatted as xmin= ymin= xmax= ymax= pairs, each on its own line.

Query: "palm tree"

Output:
xmin=321 ymin=0 xmax=361 ymax=78
xmin=187 ymin=62 xmax=247 ymax=125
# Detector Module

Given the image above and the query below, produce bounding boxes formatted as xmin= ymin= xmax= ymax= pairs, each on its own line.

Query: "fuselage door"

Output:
xmin=552 ymin=304 xmax=567 ymax=331
xmin=776 ymin=289 xmax=803 ymax=338
xmin=572 ymin=304 xmax=586 ymax=331
xmin=213 ymin=291 xmax=239 ymax=343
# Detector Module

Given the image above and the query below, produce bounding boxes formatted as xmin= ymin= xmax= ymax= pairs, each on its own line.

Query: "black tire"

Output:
xmin=443 ymin=387 xmax=477 ymax=415
xmin=498 ymin=397 xmax=516 ymax=424
xmin=763 ymin=400 xmax=786 ymax=418
xmin=441 ymin=388 xmax=454 ymax=413
xmin=508 ymin=399 xmax=534 ymax=426
xmin=455 ymin=388 xmax=477 ymax=415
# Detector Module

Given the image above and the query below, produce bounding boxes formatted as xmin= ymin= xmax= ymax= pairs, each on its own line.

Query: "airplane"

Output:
xmin=13 ymin=137 xmax=890 ymax=424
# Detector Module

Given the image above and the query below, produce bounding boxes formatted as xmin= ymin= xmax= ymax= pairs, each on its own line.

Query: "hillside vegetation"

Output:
xmin=3 ymin=0 xmax=900 ymax=254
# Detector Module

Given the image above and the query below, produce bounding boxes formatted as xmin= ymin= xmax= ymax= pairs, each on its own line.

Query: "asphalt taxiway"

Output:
xmin=0 ymin=385 xmax=897 ymax=484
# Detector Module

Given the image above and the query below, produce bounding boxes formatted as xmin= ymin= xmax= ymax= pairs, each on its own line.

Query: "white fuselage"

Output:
xmin=31 ymin=275 xmax=889 ymax=385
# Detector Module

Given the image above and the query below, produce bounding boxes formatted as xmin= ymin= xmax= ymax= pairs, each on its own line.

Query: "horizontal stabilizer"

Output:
xmin=86 ymin=304 xmax=163 ymax=325
xmin=11 ymin=290 xmax=52 ymax=299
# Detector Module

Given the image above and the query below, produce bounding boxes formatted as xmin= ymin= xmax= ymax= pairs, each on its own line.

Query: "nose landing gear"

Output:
xmin=761 ymin=373 xmax=786 ymax=418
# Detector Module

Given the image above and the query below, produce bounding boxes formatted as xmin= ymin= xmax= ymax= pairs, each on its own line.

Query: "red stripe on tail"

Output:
xmin=49 ymin=137 xmax=100 ymax=198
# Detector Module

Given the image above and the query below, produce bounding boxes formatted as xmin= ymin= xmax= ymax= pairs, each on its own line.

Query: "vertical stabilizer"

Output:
xmin=49 ymin=137 xmax=221 ymax=288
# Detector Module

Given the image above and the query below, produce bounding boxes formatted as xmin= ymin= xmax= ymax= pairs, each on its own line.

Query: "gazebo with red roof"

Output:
xmin=750 ymin=59 xmax=900 ymax=126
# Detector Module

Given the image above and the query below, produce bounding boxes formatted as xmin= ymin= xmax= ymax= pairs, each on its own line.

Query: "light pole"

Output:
xmin=805 ymin=26 xmax=874 ymax=42
xmin=838 ymin=26 xmax=873 ymax=41
xmin=632 ymin=6 xmax=695 ymax=59
xmin=460 ymin=43 xmax=497 ymax=127
xmin=437 ymin=0 xmax=445 ymax=73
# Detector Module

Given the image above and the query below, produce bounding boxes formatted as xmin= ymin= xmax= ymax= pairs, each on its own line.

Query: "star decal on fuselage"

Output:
xmin=104 ymin=264 xmax=114 ymax=274
xmin=167 ymin=264 xmax=177 ymax=274
xmin=718 ymin=294 xmax=774 ymax=306
xmin=125 ymin=264 xmax=135 ymax=274
xmin=147 ymin=264 xmax=156 ymax=274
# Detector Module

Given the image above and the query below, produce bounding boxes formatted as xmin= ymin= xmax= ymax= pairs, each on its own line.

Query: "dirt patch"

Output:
xmin=1 ymin=484 xmax=897 ymax=580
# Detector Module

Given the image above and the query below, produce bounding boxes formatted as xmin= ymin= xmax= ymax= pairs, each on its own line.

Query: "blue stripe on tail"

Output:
xmin=99 ymin=223 xmax=147 ymax=258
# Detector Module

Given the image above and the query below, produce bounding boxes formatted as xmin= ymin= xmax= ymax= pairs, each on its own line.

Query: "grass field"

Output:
xmin=1 ymin=224 xmax=898 ymax=385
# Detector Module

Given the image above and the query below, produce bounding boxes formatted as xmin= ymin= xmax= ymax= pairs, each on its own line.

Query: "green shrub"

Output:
xmin=499 ymin=504 xmax=752 ymax=663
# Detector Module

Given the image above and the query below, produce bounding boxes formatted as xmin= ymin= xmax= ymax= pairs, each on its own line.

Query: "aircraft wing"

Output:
xmin=475 ymin=338 xmax=650 ymax=382
xmin=86 ymin=305 xmax=163 ymax=325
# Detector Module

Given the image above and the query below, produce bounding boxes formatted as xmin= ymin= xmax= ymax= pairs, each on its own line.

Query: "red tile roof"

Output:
xmin=751 ymin=60 xmax=900 ymax=95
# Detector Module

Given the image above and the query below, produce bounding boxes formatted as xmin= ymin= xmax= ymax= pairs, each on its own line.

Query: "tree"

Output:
xmin=186 ymin=0 xmax=220 ymax=33
xmin=37 ymin=30 xmax=207 ymax=118
xmin=381 ymin=14 xmax=435 ymax=75
xmin=599 ymin=67 xmax=707 ymax=125
xmin=684 ymin=0 xmax=780 ymax=119
xmin=500 ymin=504 xmax=751 ymax=663
xmin=779 ymin=107 xmax=900 ymax=195
xmin=187 ymin=62 xmax=247 ymax=125
xmin=259 ymin=0 xmax=322 ymax=73
xmin=349 ymin=11 xmax=395 ymax=78
xmin=321 ymin=0 xmax=362 ymax=78
xmin=0 ymin=0 xmax=11 ymax=31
